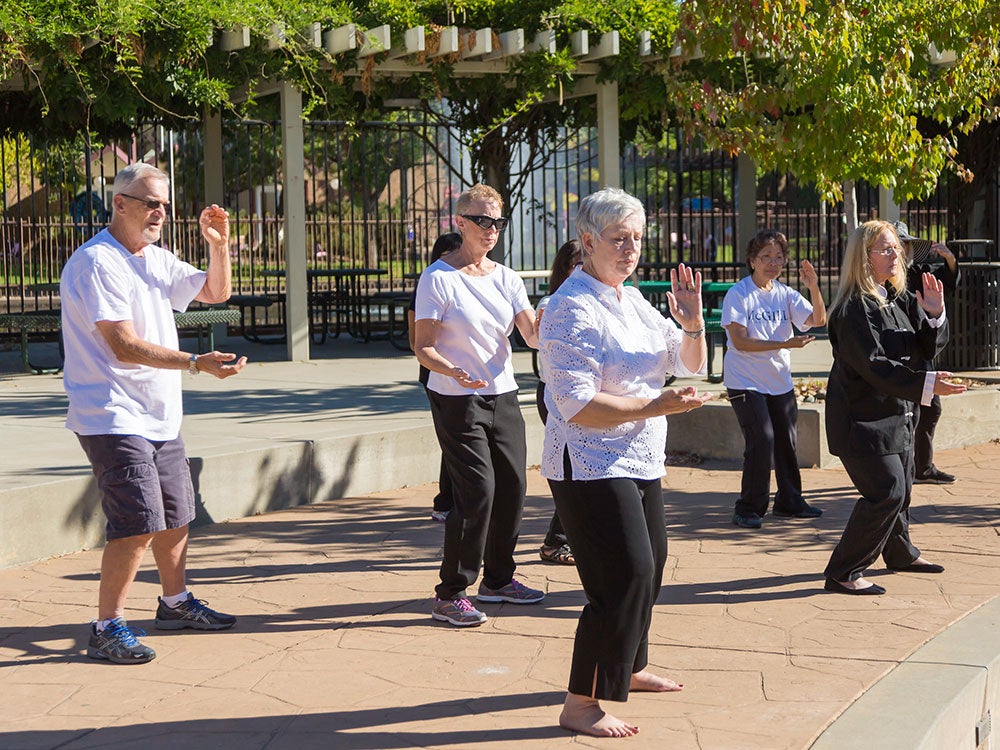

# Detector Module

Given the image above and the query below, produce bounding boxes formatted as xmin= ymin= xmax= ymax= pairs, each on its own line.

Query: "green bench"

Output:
xmin=0 ymin=307 xmax=240 ymax=374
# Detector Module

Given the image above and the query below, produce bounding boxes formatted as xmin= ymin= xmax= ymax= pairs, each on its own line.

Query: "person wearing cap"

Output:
xmin=893 ymin=220 xmax=961 ymax=485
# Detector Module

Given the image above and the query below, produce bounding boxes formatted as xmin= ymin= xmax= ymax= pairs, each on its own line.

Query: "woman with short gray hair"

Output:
xmin=539 ymin=187 xmax=712 ymax=737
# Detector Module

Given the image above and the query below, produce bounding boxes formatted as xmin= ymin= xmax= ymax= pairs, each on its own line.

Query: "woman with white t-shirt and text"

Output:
xmin=721 ymin=230 xmax=827 ymax=529
xmin=414 ymin=183 xmax=544 ymax=628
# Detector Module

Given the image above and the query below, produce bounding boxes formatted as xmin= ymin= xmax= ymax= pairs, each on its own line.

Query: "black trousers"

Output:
xmin=913 ymin=394 xmax=942 ymax=477
xmin=535 ymin=380 xmax=568 ymax=549
xmin=428 ymin=390 xmax=527 ymax=600
xmin=728 ymin=389 xmax=804 ymax=516
xmin=423 ymin=385 xmax=454 ymax=513
xmin=824 ymin=450 xmax=920 ymax=582
xmin=549 ymin=451 xmax=667 ymax=702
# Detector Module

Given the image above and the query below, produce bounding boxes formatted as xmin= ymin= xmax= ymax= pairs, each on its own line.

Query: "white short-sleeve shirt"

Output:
xmin=538 ymin=268 xmax=703 ymax=481
xmin=721 ymin=275 xmax=814 ymax=394
xmin=414 ymin=259 xmax=531 ymax=396
xmin=60 ymin=229 xmax=206 ymax=440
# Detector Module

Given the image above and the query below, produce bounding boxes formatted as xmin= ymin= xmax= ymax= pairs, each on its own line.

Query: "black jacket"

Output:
xmin=825 ymin=287 xmax=949 ymax=457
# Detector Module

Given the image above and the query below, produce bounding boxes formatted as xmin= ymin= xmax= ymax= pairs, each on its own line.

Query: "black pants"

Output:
xmin=728 ymin=389 xmax=804 ymax=516
xmin=549 ymin=451 xmax=667 ymax=702
xmin=535 ymin=380 xmax=568 ymax=549
xmin=428 ymin=390 xmax=527 ymax=600
xmin=423 ymin=386 xmax=455 ymax=513
xmin=913 ymin=394 xmax=942 ymax=477
xmin=824 ymin=451 xmax=920 ymax=582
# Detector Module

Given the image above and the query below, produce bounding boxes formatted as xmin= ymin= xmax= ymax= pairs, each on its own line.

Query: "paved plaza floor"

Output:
xmin=2 ymin=333 xmax=999 ymax=749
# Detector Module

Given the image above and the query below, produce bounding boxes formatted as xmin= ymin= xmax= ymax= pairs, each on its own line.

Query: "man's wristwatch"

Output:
xmin=187 ymin=353 xmax=199 ymax=375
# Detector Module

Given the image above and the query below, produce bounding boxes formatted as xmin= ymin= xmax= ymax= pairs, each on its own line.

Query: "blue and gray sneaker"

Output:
xmin=154 ymin=593 xmax=237 ymax=631
xmin=87 ymin=617 xmax=156 ymax=664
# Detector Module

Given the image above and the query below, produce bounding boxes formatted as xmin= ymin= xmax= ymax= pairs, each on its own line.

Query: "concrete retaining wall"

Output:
xmin=2 ymin=388 xmax=997 ymax=569
xmin=665 ymin=387 xmax=1000 ymax=470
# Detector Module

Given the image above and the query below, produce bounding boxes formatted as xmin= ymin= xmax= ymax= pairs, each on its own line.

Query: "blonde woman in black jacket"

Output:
xmin=823 ymin=221 xmax=966 ymax=596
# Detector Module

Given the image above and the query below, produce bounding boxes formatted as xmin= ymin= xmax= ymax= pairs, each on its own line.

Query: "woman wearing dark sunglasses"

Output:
xmin=413 ymin=183 xmax=543 ymax=628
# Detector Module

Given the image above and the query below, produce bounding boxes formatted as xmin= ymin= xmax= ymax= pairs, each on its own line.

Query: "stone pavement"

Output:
xmin=2 ymin=333 xmax=1000 ymax=749
xmin=2 ymin=444 xmax=999 ymax=748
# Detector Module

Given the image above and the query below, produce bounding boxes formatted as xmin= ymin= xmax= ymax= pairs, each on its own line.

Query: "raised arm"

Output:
xmin=194 ymin=204 xmax=232 ymax=304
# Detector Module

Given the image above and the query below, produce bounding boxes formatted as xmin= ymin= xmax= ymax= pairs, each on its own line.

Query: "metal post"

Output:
xmin=878 ymin=186 xmax=900 ymax=223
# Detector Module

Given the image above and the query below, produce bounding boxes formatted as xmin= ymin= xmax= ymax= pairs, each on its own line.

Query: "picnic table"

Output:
xmin=0 ymin=307 xmax=240 ymax=374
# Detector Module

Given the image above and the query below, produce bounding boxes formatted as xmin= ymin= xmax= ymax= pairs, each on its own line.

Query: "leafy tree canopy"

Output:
xmin=649 ymin=0 xmax=1000 ymax=200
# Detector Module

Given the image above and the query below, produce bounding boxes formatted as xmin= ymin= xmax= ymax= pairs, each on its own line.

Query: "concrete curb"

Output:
xmin=810 ymin=595 xmax=1000 ymax=750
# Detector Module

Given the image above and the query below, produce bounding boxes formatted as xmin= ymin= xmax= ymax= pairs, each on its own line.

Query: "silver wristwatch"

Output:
xmin=187 ymin=353 xmax=199 ymax=375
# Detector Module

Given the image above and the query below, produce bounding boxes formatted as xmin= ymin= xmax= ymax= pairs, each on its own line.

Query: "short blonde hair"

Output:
xmin=455 ymin=183 xmax=503 ymax=215
xmin=830 ymin=220 xmax=909 ymax=318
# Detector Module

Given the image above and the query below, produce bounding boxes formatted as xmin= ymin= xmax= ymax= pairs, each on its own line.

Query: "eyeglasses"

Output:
xmin=461 ymin=214 xmax=509 ymax=231
xmin=119 ymin=193 xmax=171 ymax=212
xmin=870 ymin=244 xmax=902 ymax=257
xmin=757 ymin=255 xmax=787 ymax=265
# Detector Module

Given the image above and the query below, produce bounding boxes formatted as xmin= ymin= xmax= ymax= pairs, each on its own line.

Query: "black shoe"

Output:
xmin=87 ymin=617 xmax=156 ymax=664
xmin=773 ymin=503 xmax=823 ymax=519
xmin=914 ymin=467 xmax=956 ymax=484
xmin=732 ymin=511 xmax=763 ymax=529
xmin=824 ymin=579 xmax=886 ymax=596
xmin=888 ymin=562 xmax=945 ymax=574
xmin=155 ymin=593 xmax=237 ymax=631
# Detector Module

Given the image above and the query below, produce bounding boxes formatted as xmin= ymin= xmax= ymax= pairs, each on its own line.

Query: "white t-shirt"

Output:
xmin=721 ymin=275 xmax=814 ymax=394
xmin=539 ymin=268 xmax=702 ymax=482
xmin=61 ymin=229 xmax=206 ymax=440
xmin=414 ymin=259 xmax=531 ymax=396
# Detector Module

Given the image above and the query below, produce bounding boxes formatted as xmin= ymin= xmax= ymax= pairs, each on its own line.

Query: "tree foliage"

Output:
xmin=648 ymin=0 xmax=1000 ymax=201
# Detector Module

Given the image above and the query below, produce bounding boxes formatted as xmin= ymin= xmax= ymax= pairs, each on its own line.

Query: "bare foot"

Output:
xmin=559 ymin=694 xmax=639 ymax=738
xmin=630 ymin=669 xmax=684 ymax=692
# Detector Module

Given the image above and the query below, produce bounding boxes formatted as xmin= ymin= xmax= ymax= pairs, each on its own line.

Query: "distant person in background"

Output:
xmin=823 ymin=221 xmax=965 ymax=596
xmin=533 ymin=239 xmax=582 ymax=565
xmin=409 ymin=232 xmax=463 ymax=522
xmin=721 ymin=230 xmax=826 ymax=529
xmin=893 ymin=221 xmax=961 ymax=485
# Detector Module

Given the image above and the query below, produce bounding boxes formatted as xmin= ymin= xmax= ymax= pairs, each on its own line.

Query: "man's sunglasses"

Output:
xmin=461 ymin=214 xmax=509 ymax=231
xmin=119 ymin=193 xmax=171 ymax=212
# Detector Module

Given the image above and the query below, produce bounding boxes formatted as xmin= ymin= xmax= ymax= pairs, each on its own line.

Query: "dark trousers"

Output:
xmin=824 ymin=451 xmax=920 ymax=582
xmin=549 ymin=451 xmax=667 ymax=702
xmin=424 ymin=386 xmax=454 ymax=513
xmin=535 ymin=380 xmax=568 ymax=548
xmin=913 ymin=394 xmax=942 ymax=477
xmin=428 ymin=390 xmax=527 ymax=600
xmin=728 ymin=389 xmax=803 ymax=516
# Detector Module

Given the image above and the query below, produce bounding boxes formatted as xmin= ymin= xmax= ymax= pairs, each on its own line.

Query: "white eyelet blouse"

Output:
xmin=538 ymin=267 xmax=701 ymax=481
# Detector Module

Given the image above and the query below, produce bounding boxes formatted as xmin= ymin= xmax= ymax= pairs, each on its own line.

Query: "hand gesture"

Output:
xmin=451 ymin=366 xmax=489 ymax=390
xmin=199 ymin=204 xmax=230 ymax=249
xmin=933 ymin=371 xmax=967 ymax=397
xmin=654 ymin=385 xmax=714 ymax=416
xmin=666 ymin=263 xmax=704 ymax=330
xmin=785 ymin=334 xmax=816 ymax=349
xmin=915 ymin=271 xmax=944 ymax=318
xmin=930 ymin=242 xmax=955 ymax=264
xmin=196 ymin=351 xmax=248 ymax=379
xmin=799 ymin=258 xmax=819 ymax=290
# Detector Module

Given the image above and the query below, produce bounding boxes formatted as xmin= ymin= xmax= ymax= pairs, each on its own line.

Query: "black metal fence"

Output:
xmin=0 ymin=117 xmax=974 ymax=334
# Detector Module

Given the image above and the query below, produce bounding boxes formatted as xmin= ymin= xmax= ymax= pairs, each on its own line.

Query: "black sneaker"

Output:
xmin=87 ymin=617 xmax=156 ymax=664
xmin=154 ymin=593 xmax=237 ymax=631
xmin=914 ymin=467 xmax=956 ymax=484
xmin=773 ymin=503 xmax=823 ymax=518
xmin=732 ymin=511 xmax=763 ymax=529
